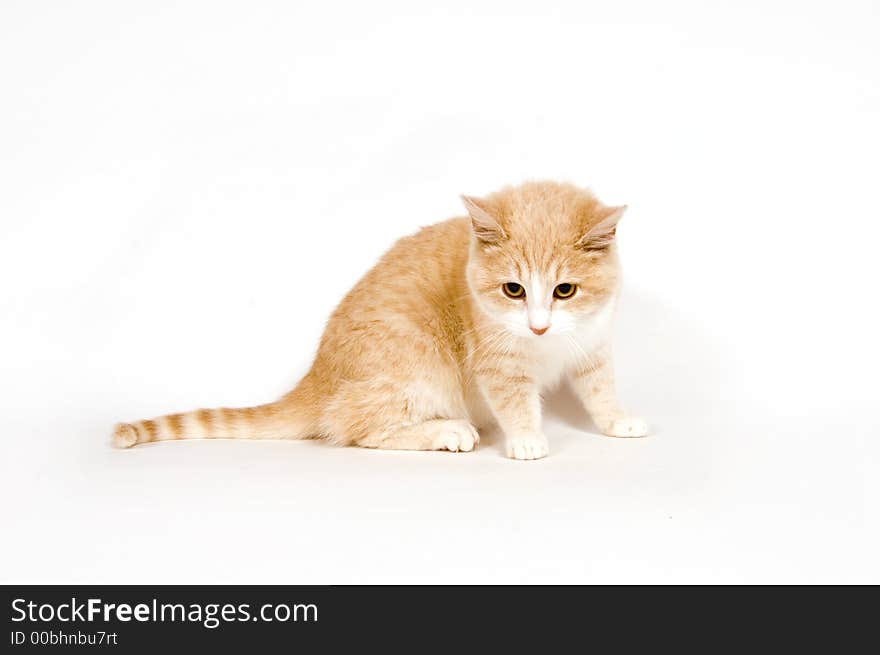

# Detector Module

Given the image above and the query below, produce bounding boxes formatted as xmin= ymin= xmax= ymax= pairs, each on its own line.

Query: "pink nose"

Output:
xmin=530 ymin=326 xmax=548 ymax=336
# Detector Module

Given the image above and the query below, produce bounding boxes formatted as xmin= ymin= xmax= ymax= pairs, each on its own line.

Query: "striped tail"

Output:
xmin=112 ymin=401 xmax=311 ymax=448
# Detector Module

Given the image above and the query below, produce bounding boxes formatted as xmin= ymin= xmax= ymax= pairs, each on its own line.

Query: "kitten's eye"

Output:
xmin=502 ymin=282 xmax=525 ymax=299
xmin=553 ymin=283 xmax=577 ymax=299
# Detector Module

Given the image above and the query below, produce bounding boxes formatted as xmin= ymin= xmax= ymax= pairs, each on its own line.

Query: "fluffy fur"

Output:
xmin=113 ymin=181 xmax=647 ymax=459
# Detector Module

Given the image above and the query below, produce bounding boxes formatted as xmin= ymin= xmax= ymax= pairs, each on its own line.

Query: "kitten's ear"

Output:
xmin=462 ymin=195 xmax=506 ymax=244
xmin=577 ymin=205 xmax=627 ymax=251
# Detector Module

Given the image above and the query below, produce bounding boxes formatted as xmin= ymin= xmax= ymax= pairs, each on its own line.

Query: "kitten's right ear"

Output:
xmin=577 ymin=204 xmax=627 ymax=251
xmin=462 ymin=195 xmax=506 ymax=244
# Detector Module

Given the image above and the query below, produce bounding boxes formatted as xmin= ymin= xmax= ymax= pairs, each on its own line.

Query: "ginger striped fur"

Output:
xmin=113 ymin=181 xmax=647 ymax=459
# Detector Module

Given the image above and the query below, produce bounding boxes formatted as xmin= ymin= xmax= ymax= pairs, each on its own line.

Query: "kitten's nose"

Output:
xmin=530 ymin=325 xmax=549 ymax=336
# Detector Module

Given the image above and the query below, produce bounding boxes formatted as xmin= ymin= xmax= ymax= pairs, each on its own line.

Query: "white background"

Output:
xmin=1 ymin=1 xmax=877 ymax=583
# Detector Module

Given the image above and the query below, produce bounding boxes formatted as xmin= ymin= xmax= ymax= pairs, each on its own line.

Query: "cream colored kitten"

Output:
xmin=113 ymin=181 xmax=647 ymax=459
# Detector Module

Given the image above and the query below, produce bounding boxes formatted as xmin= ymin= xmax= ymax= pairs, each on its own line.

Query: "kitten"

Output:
xmin=113 ymin=181 xmax=647 ymax=459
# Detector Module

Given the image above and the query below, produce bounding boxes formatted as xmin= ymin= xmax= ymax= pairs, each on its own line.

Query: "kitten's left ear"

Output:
xmin=577 ymin=205 xmax=627 ymax=251
xmin=462 ymin=195 xmax=506 ymax=243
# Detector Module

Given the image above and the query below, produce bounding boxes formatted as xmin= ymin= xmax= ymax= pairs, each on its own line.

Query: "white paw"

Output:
xmin=435 ymin=420 xmax=480 ymax=452
xmin=505 ymin=433 xmax=549 ymax=460
xmin=604 ymin=416 xmax=648 ymax=438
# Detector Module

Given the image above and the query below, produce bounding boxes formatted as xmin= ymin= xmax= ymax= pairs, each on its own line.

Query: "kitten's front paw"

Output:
xmin=505 ymin=433 xmax=549 ymax=460
xmin=602 ymin=416 xmax=648 ymax=438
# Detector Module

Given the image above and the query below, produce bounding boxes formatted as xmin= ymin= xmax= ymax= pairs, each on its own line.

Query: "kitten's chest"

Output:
xmin=529 ymin=304 xmax=615 ymax=389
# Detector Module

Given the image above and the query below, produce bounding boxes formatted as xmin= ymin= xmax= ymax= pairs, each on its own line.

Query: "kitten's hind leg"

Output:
xmin=357 ymin=419 xmax=480 ymax=452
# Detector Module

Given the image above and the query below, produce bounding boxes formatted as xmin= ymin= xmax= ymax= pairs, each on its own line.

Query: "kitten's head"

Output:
xmin=464 ymin=181 xmax=625 ymax=338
